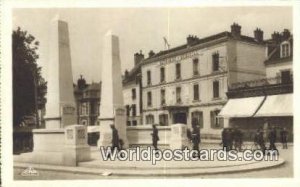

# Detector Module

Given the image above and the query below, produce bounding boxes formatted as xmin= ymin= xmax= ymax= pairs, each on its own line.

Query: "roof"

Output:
xmin=84 ymin=82 xmax=101 ymax=91
xmin=123 ymin=63 xmax=142 ymax=85
xmin=142 ymin=31 xmax=265 ymax=64
xmin=265 ymin=37 xmax=293 ymax=65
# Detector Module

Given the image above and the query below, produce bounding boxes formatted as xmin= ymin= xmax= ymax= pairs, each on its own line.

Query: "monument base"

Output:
xmin=170 ymin=123 xmax=190 ymax=150
xmin=14 ymin=129 xmax=66 ymax=165
xmin=15 ymin=125 xmax=91 ymax=166
xmin=97 ymin=119 xmax=114 ymax=148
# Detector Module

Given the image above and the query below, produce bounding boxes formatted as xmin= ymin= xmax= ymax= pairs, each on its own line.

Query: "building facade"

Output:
xmin=220 ymin=29 xmax=293 ymax=141
xmin=141 ymin=23 xmax=267 ymax=139
xmin=123 ymin=52 xmax=144 ymax=126
xmin=74 ymin=76 xmax=101 ymax=126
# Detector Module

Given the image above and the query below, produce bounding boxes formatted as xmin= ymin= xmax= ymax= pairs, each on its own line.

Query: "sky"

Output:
xmin=13 ymin=7 xmax=292 ymax=83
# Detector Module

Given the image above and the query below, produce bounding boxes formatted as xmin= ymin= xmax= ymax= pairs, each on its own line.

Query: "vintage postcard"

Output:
xmin=1 ymin=0 xmax=300 ymax=187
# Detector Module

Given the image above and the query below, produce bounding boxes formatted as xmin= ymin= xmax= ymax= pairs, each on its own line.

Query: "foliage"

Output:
xmin=13 ymin=27 xmax=47 ymax=127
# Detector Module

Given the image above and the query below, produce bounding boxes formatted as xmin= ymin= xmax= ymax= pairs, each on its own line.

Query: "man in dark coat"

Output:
xmin=280 ymin=127 xmax=288 ymax=149
xmin=227 ymin=128 xmax=234 ymax=151
xmin=111 ymin=124 xmax=120 ymax=153
xmin=233 ymin=127 xmax=243 ymax=151
xmin=254 ymin=128 xmax=266 ymax=153
xmin=268 ymin=126 xmax=277 ymax=151
xmin=191 ymin=125 xmax=201 ymax=154
xmin=221 ymin=128 xmax=228 ymax=151
xmin=151 ymin=124 xmax=159 ymax=150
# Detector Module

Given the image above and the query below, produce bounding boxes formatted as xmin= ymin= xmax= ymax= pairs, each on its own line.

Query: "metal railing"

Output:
xmin=229 ymin=75 xmax=293 ymax=90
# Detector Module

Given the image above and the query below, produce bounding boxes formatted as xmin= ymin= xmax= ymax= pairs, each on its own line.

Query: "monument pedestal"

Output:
xmin=16 ymin=125 xmax=91 ymax=166
xmin=170 ymin=123 xmax=190 ymax=150
xmin=63 ymin=125 xmax=91 ymax=166
xmin=97 ymin=108 xmax=128 ymax=148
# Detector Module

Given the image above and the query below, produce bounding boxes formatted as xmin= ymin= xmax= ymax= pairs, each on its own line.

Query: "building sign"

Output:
xmin=159 ymin=51 xmax=200 ymax=66
xmin=115 ymin=108 xmax=125 ymax=116
xmin=62 ymin=105 xmax=75 ymax=115
xmin=67 ymin=129 xmax=73 ymax=139
xmin=77 ymin=129 xmax=86 ymax=139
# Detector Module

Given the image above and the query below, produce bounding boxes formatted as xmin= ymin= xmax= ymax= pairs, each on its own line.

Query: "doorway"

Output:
xmin=173 ymin=112 xmax=187 ymax=124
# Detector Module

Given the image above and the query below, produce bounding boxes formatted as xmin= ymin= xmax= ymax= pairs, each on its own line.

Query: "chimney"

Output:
xmin=186 ymin=35 xmax=199 ymax=46
xmin=271 ymin=31 xmax=281 ymax=43
xmin=77 ymin=75 xmax=87 ymax=90
xmin=254 ymin=28 xmax=264 ymax=42
xmin=281 ymin=29 xmax=291 ymax=40
xmin=134 ymin=50 xmax=144 ymax=66
xmin=231 ymin=23 xmax=241 ymax=38
xmin=124 ymin=70 xmax=129 ymax=78
xmin=148 ymin=50 xmax=155 ymax=58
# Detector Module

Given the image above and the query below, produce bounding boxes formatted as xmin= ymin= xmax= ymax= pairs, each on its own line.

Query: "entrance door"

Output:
xmin=173 ymin=112 xmax=187 ymax=124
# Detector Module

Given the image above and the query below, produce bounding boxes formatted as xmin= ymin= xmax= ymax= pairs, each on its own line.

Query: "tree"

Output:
xmin=13 ymin=27 xmax=47 ymax=128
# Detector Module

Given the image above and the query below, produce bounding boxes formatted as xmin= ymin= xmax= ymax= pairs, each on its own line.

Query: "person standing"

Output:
xmin=280 ymin=127 xmax=288 ymax=149
xmin=228 ymin=128 xmax=233 ymax=151
xmin=255 ymin=128 xmax=266 ymax=154
xmin=233 ymin=127 xmax=243 ymax=151
xmin=268 ymin=126 xmax=277 ymax=151
xmin=151 ymin=124 xmax=159 ymax=150
xmin=111 ymin=124 xmax=120 ymax=153
xmin=191 ymin=125 xmax=201 ymax=155
xmin=221 ymin=128 xmax=228 ymax=151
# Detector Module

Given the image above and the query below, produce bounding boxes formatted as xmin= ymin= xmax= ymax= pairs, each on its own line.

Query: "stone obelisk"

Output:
xmin=44 ymin=18 xmax=76 ymax=129
xmin=19 ymin=18 xmax=91 ymax=166
xmin=97 ymin=31 xmax=128 ymax=148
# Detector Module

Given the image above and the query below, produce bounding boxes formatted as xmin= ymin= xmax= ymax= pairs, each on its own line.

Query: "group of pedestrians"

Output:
xmin=108 ymin=123 xmax=289 ymax=157
xmin=254 ymin=126 xmax=289 ymax=154
xmin=221 ymin=127 xmax=243 ymax=151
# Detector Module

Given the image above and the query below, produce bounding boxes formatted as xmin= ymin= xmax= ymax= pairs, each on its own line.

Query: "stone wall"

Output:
xmin=127 ymin=126 xmax=171 ymax=148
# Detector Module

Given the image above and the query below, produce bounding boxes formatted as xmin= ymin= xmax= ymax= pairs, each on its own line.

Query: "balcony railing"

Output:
xmin=229 ymin=75 xmax=293 ymax=90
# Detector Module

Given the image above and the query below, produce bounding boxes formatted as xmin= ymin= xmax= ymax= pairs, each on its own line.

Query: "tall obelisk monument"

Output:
xmin=97 ymin=31 xmax=128 ymax=148
xmin=44 ymin=18 xmax=76 ymax=129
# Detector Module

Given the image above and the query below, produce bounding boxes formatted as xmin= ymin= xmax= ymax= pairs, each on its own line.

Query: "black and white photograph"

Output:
xmin=1 ymin=1 xmax=299 ymax=187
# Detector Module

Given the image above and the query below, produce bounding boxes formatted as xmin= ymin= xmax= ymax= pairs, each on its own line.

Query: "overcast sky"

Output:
xmin=13 ymin=7 xmax=292 ymax=83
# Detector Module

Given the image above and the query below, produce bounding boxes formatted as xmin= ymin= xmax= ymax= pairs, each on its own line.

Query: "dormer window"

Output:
xmin=281 ymin=42 xmax=290 ymax=58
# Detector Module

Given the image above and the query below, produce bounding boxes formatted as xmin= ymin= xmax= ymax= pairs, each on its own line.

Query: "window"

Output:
xmin=193 ymin=58 xmax=199 ymax=75
xmin=160 ymin=67 xmax=165 ymax=82
xmin=126 ymin=105 xmax=130 ymax=116
xmin=281 ymin=43 xmax=290 ymax=58
xmin=146 ymin=114 xmax=154 ymax=124
xmin=132 ymin=120 xmax=137 ymax=126
xmin=132 ymin=104 xmax=136 ymax=116
xmin=191 ymin=111 xmax=203 ymax=129
xmin=210 ymin=110 xmax=223 ymax=128
xmin=147 ymin=91 xmax=152 ymax=107
xmin=213 ymin=80 xmax=219 ymax=98
xmin=126 ymin=121 xmax=131 ymax=126
xmin=81 ymin=103 xmax=88 ymax=115
xmin=161 ymin=89 xmax=166 ymax=105
xmin=281 ymin=70 xmax=292 ymax=84
xmin=159 ymin=114 xmax=169 ymax=126
xmin=132 ymin=88 xmax=136 ymax=100
xmin=212 ymin=53 xmax=219 ymax=72
xmin=176 ymin=87 xmax=182 ymax=103
xmin=147 ymin=70 xmax=151 ymax=85
xmin=176 ymin=63 xmax=181 ymax=79
xmin=193 ymin=84 xmax=199 ymax=101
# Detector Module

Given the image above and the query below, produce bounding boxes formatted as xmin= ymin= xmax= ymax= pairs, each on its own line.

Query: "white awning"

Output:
xmin=218 ymin=96 xmax=265 ymax=118
xmin=254 ymin=94 xmax=293 ymax=117
xmin=87 ymin=126 xmax=101 ymax=133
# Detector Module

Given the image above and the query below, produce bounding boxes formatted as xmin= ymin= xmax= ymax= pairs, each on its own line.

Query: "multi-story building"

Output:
xmin=220 ymin=29 xmax=293 ymax=141
xmin=141 ymin=23 xmax=267 ymax=139
xmin=74 ymin=76 xmax=101 ymax=126
xmin=123 ymin=51 xmax=144 ymax=126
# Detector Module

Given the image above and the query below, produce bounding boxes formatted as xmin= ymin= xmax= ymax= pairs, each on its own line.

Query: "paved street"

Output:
xmin=14 ymin=144 xmax=293 ymax=180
